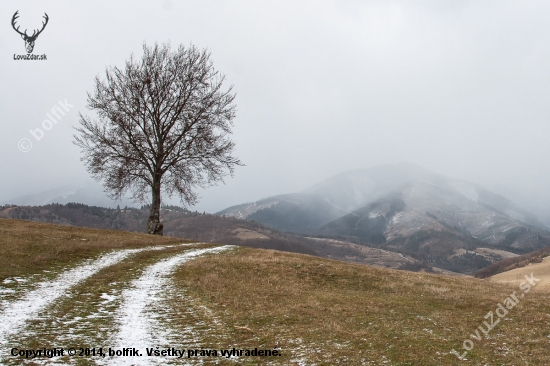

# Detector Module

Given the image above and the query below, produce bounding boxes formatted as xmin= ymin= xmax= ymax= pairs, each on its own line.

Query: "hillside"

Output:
xmin=4 ymin=186 xmax=549 ymax=276
xmin=475 ymin=246 xmax=550 ymax=278
xmin=217 ymin=193 xmax=347 ymax=233
xmin=219 ymin=163 xmax=546 ymax=231
xmin=489 ymin=255 xmax=550 ymax=288
xmin=1 ymin=219 xmax=549 ymax=365
xmin=218 ymin=163 xmax=550 ymax=274
xmin=316 ymin=189 xmax=550 ymax=274
xmin=0 ymin=204 xmax=422 ymax=271
xmin=0 ymin=203 xmax=201 ymax=232
xmin=0 ymin=218 xmax=185 ymax=280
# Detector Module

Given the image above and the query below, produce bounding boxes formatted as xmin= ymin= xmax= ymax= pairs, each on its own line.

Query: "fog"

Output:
xmin=2 ymin=0 xmax=550 ymax=223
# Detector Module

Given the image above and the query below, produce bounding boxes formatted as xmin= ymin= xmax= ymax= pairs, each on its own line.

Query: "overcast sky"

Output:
xmin=2 ymin=0 xmax=550 ymax=216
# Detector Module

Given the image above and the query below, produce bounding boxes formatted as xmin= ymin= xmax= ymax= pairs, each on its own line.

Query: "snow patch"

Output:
xmin=106 ymin=246 xmax=233 ymax=365
xmin=100 ymin=293 xmax=116 ymax=303
xmin=0 ymin=288 xmax=15 ymax=295
xmin=0 ymin=243 xmax=196 ymax=362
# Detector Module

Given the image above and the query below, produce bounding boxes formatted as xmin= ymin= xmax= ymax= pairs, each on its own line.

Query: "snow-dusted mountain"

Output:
xmin=217 ymin=163 xmax=550 ymax=273
xmin=219 ymin=163 xmax=544 ymax=231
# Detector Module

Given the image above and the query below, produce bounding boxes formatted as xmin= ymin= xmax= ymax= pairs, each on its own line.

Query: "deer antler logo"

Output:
xmin=11 ymin=11 xmax=49 ymax=54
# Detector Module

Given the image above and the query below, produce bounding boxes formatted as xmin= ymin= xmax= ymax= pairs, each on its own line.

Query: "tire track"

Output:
xmin=0 ymin=243 xmax=197 ymax=362
xmin=105 ymin=245 xmax=233 ymax=366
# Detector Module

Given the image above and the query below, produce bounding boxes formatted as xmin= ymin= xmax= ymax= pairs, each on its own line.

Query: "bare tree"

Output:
xmin=74 ymin=43 xmax=242 ymax=235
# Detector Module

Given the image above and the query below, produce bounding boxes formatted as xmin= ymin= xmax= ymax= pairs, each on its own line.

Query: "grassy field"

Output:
xmin=490 ymin=256 xmax=550 ymax=288
xmin=0 ymin=218 xmax=185 ymax=280
xmin=1 ymin=218 xmax=550 ymax=365
xmin=175 ymin=248 xmax=550 ymax=365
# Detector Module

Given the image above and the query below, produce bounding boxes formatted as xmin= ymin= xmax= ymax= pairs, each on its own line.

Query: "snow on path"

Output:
xmin=0 ymin=243 xmax=197 ymax=358
xmin=106 ymin=245 xmax=233 ymax=366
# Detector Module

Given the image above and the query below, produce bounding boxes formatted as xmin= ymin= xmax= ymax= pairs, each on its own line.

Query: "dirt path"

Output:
xmin=0 ymin=243 xmax=233 ymax=365
xmin=106 ymin=246 xmax=232 ymax=366
xmin=0 ymin=248 xmax=144 ymax=349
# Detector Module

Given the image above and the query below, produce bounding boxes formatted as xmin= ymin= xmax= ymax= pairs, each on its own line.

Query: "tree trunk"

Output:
xmin=147 ymin=174 xmax=163 ymax=235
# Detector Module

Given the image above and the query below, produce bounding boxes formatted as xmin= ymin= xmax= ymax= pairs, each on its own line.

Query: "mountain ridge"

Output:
xmin=217 ymin=163 xmax=550 ymax=274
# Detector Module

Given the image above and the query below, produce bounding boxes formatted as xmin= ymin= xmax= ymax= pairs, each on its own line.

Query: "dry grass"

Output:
xmin=174 ymin=247 xmax=550 ymax=365
xmin=3 ymin=218 xmax=550 ymax=364
xmin=0 ymin=218 xmax=186 ymax=280
xmin=490 ymin=256 xmax=550 ymax=288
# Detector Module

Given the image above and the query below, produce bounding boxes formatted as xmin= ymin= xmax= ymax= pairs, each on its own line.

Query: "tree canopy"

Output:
xmin=74 ymin=43 xmax=242 ymax=234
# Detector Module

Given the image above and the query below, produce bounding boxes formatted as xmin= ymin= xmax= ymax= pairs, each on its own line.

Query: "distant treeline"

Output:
xmin=0 ymin=202 xmax=203 ymax=232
